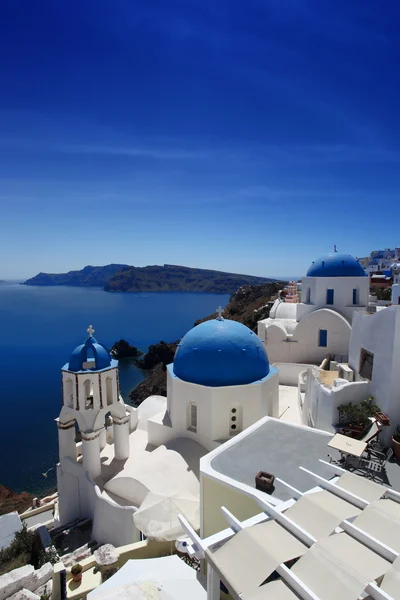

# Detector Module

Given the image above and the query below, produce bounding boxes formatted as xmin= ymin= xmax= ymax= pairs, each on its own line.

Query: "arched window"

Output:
xmin=106 ymin=377 xmax=113 ymax=406
xmin=84 ymin=379 xmax=94 ymax=410
xmin=65 ymin=378 xmax=74 ymax=408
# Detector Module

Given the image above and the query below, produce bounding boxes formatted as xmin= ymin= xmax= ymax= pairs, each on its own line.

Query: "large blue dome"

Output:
xmin=306 ymin=253 xmax=366 ymax=278
xmin=173 ymin=318 xmax=269 ymax=387
xmin=68 ymin=334 xmax=112 ymax=372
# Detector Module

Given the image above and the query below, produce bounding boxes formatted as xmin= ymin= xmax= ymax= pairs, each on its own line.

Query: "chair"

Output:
xmin=359 ymin=447 xmax=393 ymax=479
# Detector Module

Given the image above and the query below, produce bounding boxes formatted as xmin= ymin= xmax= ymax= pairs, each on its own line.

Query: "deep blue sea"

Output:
xmin=0 ymin=284 xmax=229 ymax=495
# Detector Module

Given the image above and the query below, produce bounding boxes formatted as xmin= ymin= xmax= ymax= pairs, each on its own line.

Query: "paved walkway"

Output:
xmin=278 ymin=385 xmax=302 ymax=425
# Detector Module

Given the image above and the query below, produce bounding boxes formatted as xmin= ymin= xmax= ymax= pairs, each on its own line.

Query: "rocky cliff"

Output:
xmin=24 ymin=264 xmax=128 ymax=287
xmin=24 ymin=263 xmax=274 ymax=293
xmin=0 ymin=484 xmax=33 ymax=516
xmin=129 ymin=281 xmax=284 ymax=404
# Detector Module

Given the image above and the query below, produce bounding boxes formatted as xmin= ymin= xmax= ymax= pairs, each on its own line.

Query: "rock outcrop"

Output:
xmin=0 ymin=486 xmax=33 ymax=517
xmin=110 ymin=340 xmax=143 ymax=359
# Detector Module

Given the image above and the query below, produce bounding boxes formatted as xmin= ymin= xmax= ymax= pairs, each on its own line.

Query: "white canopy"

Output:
xmin=88 ymin=555 xmax=206 ymax=600
xmin=133 ymin=492 xmax=200 ymax=542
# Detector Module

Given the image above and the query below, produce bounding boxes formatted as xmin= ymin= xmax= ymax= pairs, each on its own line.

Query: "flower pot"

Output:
xmin=255 ymin=471 xmax=275 ymax=492
xmin=375 ymin=412 xmax=390 ymax=426
xmin=392 ymin=437 xmax=400 ymax=462
xmin=72 ymin=572 xmax=82 ymax=583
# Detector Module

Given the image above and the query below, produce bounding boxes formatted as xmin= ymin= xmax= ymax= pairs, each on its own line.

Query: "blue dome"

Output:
xmin=306 ymin=253 xmax=366 ymax=278
xmin=173 ymin=318 xmax=269 ymax=387
xmin=68 ymin=335 xmax=112 ymax=372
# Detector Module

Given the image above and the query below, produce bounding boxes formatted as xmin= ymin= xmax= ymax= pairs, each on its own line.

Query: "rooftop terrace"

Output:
xmin=208 ymin=418 xmax=400 ymax=503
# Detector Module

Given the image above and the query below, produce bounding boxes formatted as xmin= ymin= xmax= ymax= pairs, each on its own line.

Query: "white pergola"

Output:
xmin=179 ymin=462 xmax=400 ymax=600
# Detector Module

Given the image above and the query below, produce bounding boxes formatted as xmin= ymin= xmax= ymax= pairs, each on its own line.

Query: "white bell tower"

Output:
xmin=56 ymin=326 xmax=130 ymax=524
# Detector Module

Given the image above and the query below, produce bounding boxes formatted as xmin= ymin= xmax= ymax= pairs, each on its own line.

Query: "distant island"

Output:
xmin=23 ymin=263 xmax=275 ymax=294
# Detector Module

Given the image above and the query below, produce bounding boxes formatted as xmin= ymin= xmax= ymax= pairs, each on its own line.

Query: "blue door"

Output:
xmin=326 ymin=289 xmax=334 ymax=305
xmin=319 ymin=329 xmax=328 ymax=347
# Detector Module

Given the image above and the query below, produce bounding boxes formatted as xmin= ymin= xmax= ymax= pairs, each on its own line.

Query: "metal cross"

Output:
xmin=333 ymin=244 xmax=337 ymax=252
xmin=87 ymin=324 xmax=95 ymax=337
xmin=216 ymin=306 xmax=224 ymax=320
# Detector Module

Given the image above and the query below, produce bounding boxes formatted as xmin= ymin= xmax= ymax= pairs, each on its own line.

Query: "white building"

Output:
xmin=301 ymin=305 xmax=400 ymax=441
xmin=55 ymin=317 xmax=279 ymax=547
xmin=258 ymin=252 xmax=369 ymax=364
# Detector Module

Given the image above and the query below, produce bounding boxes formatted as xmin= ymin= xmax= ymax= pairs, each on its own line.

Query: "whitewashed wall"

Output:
xmin=261 ymin=309 xmax=351 ymax=364
xmin=147 ymin=366 xmax=279 ymax=448
xmin=349 ymin=306 xmax=400 ymax=440
xmin=273 ymin=362 xmax=317 ymax=386
xmin=301 ymin=368 xmax=370 ymax=432
xmin=297 ymin=276 xmax=369 ymax=322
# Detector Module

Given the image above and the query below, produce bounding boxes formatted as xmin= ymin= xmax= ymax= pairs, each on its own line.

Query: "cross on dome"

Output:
xmin=333 ymin=244 xmax=337 ymax=252
xmin=216 ymin=306 xmax=224 ymax=321
xmin=87 ymin=324 xmax=95 ymax=337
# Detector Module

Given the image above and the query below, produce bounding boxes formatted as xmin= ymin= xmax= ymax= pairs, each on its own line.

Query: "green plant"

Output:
xmin=71 ymin=563 xmax=82 ymax=575
xmin=40 ymin=586 xmax=51 ymax=600
xmin=393 ymin=426 xmax=400 ymax=443
xmin=0 ymin=523 xmax=34 ymax=575
xmin=338 ymin=396 xmax=381 ymax=427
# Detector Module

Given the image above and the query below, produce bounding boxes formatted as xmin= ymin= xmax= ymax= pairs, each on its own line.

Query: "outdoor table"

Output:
xmin=328 ymin=433 xmax=367 ymax=465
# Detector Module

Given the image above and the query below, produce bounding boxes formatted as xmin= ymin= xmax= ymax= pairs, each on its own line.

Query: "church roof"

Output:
xmin=67 ymin=326 xmax=113 ymax=372
xmin=173 ymin=317 xmax=269 ymax=387
xmin=306 ymin=253 xmax=366 ymax=278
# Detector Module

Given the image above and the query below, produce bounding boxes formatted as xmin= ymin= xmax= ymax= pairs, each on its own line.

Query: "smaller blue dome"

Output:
xmin=307 ymin=253 xmax=366 ymax=278
xmin=173 ymin=318 xmax=269 ymax=387
xmin=68 ymin=335 xmax=112 ymax=372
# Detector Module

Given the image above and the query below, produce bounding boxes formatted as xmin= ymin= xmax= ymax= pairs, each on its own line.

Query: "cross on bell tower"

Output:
xmin=216 ymin=306 xmax=224 ymax=321
xmin=87 ymin=324 xmax=95 ymax=337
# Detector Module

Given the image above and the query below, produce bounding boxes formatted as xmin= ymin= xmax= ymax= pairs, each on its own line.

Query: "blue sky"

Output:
xmin=0 ymin=1 xmax=399 ymax=279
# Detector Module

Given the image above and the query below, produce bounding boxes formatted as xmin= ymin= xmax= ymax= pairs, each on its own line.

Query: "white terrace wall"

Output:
xmin=302 ymin=368 xmax=370 ymax=432
xmin=273 ymin=362 xmax=317 ymax=386
xmin=91 ymin=484 xmax=140 ymax=547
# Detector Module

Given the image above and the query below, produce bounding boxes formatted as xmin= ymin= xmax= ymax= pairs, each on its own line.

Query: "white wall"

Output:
xmin=162 ymin=366 xmax=279 ymax=446
xmin=92 ymin=485 xmax=140 ymax=547
xmin=349 ymin=307 xmax=400 ymax=439
xmin=297 ymin=276 xmax=369 ymax=322
xmin=273 ymin=362 xmax=317 ymax=386
xmin=261 ymin=309 xmax=351 ymax=364
xmin=302 ymin=368 xmax=370 ymax=432
xmin=392 ymin=285 xmax=400 ymax=305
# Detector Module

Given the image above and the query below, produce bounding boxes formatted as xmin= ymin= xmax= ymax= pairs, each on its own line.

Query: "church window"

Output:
xmin=187 ymin=403 xmax=197 ymax=432
xmin=84 ymin=379 xmax=94 ymax=410
xmin=319 ymin=329 xmax=328 ymax=347
xmin=65 ymin=378 xmax=73 ymax=408
xmin=353 ymin=288 xmax=358 ymax=305
xmin=106 ymin=377 xmax=113 ymax=406
xmin=326 ymin=289 xmax=334 ymax=305
xmin=306 ymin=287 xmax=311 ymax=303
xmin=359 ymin=349 xmax=374 ymax=380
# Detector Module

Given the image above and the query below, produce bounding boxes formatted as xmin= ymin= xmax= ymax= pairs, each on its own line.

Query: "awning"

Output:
xmin=205 ymin=520 xmax=307 ymax=597
xmin=284 ymin=490 xmax=360 ymax=539
xmin=353 ymin=499 xmax=400 ymax=552
xmin=334 ymin=470 xmax=387 ymax=502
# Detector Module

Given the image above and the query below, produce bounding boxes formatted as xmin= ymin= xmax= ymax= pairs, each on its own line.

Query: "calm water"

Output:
xmin=0 ymin=284 xmax=229 ymax=495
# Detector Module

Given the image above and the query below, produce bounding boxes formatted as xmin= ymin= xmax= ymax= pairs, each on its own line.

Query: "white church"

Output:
xmin=258 ymin=251 xmax=369 ymax=364
xmin=55 ymin=314 xmax=279 ymax=546
xmin=55 ymin=250 xmax=400 ymax=549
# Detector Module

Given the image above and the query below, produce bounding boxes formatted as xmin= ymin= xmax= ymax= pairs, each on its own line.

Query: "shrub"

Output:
xmin=0 ymin=523 xmax=34 ymax=575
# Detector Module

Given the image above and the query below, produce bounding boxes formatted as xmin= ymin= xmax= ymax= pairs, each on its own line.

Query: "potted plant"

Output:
xmin=392 ymin=426 xmax=400 ymax=462
xmin=71 ymin=564 xmax=83 ymax=583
